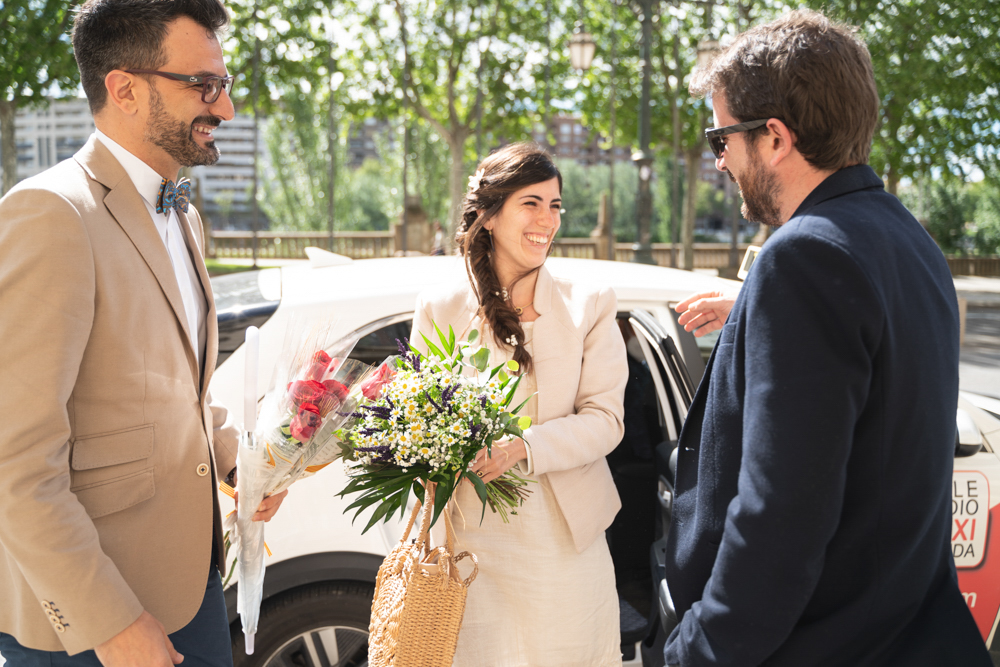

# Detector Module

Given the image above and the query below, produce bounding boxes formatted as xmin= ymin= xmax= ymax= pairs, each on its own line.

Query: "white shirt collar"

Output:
xmin=94 ymin=129 xmax=169 ymax=211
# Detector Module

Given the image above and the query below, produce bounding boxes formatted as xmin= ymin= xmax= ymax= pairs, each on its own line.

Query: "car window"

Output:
xmin=349 ymin=318 xmax=413 ymax=366
xmin=212 ymin=270 xmax=281 ymax=367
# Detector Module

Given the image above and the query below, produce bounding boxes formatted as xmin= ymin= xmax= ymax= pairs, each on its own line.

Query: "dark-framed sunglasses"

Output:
xmin=705 ymin=119 xmax=770 ymax=159
xmin=125 ymin=70 xmax=235 ymax=104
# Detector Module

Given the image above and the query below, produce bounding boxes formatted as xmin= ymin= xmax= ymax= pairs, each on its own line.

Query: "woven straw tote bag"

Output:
xmin=368 ymin=482 xmax=479 ymax=667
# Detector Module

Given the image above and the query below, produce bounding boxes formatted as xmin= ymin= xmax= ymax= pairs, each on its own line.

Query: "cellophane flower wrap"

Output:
xmin=338 ymin=323 xmax=534 ymax=531
xmin=227 ymin=321 xmax=375 ymax=653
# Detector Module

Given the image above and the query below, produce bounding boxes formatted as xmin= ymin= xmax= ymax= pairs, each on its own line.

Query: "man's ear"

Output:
xmin=765 ymin=118 xmax=796 ymax=167
xmin=104 ymin=70 xmax=141 ymax=116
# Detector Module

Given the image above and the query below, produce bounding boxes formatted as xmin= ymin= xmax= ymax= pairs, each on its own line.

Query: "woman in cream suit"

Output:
xmin=411 ymin=143 xmax=628 ymax=666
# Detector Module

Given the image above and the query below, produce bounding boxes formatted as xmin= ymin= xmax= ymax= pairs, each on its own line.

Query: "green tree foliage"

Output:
xmin=968 ymin=179 xmax=1000 ymax=255
xmin=556 ymin=159 xmax=643 ymax=240
xmin=901 ymin=178 xmax=975 ymax=253
xmin=0 ymin=0 xmax=78 ymax=194
xmin=356 ymin=0 xmax=557 ymax=238
xmin=809 ymin=0 xmax=1000 ymax=194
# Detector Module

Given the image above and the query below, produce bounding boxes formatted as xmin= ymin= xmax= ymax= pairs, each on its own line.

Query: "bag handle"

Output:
xmin=413 ymin=481 xmax=437 ymax=553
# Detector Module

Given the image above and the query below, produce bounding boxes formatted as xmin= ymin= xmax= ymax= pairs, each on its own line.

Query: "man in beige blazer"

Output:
xmin=0 ymin=0 xmax=284 ymax=665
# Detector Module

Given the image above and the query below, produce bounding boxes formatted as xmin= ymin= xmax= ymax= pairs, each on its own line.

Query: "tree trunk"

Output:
xmin=886 ymin=163 xmax=899 ymax=197
xmin=327 ymin=62 xmax=338 ymax=252
xmin=1 ymin=98 xmax=18 ymax=195
xmin=682 ymin=145 xmax=700 ymax=271
xmin=446 ymin=129 xmax=470 ymax=251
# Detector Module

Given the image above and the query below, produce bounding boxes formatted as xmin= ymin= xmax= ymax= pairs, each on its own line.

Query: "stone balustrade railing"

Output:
xmin=209 ymin=230 xmax=1000 ymax=276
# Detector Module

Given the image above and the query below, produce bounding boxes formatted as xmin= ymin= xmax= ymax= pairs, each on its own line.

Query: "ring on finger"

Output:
xmin=476 ymin=470 xmax=484 ymax=478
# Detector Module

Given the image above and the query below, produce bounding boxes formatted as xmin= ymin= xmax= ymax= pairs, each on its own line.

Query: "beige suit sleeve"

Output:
xmin=0 ymin=189 xmax=143 ymax=652
xmin=207 ymin=389 xmax=238 ymax=478
xmin=524 ymin=287 xmax=628 ymax=475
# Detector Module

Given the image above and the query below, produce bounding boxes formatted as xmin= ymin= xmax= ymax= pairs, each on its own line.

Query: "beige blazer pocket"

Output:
xmin=70 ymin=424 xmax=156 ymax=518
xmin=72 ymin=469 xmax=155 ymax=519
xmin=71 ymin=424 xmax=154 ymax=470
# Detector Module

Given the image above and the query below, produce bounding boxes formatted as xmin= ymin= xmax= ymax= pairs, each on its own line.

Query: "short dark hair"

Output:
xmin=72 ymin=0 xmax=230 ymax=114
xmin=691 ymin=9 xmax=880 ymax=171
xmin=455 ymin=142 xmax=562 ymax=373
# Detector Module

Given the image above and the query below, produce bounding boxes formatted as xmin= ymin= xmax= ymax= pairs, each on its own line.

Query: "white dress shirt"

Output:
xmin=95 ymin=130 xmax=207 ymax=368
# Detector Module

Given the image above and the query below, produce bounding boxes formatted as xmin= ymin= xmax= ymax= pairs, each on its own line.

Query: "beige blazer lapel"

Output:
xmin=177 ymin=209 xmax=218 ymax=397
xmin=529 ymin=265 xmax=561 ymax=424
xmin=75 ymin=137 xmax=200 ymax=387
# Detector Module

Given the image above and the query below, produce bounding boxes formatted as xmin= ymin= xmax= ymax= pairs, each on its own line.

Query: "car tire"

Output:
xmin=231 ymin=581 xmax=374 ymax=667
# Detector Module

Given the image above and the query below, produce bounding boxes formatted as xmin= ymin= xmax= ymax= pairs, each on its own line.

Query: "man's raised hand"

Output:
xmin=675 ymin=290 xmax=738 ymax=337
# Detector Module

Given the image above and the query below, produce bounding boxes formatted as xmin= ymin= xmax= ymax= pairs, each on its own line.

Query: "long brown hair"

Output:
xmin=454 ymin=143 xmax=562 ymax=374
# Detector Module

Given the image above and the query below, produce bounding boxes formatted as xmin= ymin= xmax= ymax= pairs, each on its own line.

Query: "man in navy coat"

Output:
xmin=663 ymin=10 xmax=990 ymax=666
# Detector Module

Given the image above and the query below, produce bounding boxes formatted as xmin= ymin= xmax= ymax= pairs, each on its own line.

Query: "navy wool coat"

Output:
xmin=663 ymin=165 xmax=990 ymax=666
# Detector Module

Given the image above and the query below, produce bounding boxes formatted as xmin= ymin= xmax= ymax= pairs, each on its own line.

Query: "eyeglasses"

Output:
xmin=125 ymin=70 xmax=235 ymax=104
xmin=705 ymin=119 xmax=770 ymax=159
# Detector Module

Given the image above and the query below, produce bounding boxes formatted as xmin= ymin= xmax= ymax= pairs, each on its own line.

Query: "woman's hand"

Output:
xmin=675 ymin=290 xmax=738 ymax=337
xmin=470 ymin=438 xmax=527 ymax=484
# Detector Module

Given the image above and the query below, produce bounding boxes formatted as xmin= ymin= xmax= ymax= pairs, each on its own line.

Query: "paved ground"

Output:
xmin=956 ymin=277 xmax=1000 ymax=399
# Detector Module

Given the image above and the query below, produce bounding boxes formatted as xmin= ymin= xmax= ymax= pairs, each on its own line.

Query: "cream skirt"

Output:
xmin=434 ymin=473 xmax=622 ymax=667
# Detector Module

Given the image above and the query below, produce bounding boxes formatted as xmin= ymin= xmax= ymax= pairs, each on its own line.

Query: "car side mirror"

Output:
xmin=956 ymin=409 xmax=984 ymax=457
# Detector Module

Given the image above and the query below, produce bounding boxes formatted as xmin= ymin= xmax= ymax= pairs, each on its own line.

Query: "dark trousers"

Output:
xmin=0 ymin=565 xmax=231 ymax=667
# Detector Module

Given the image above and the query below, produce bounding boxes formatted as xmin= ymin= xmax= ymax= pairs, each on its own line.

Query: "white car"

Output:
xmin=209 ymin=253 xmax=1000 ymax=667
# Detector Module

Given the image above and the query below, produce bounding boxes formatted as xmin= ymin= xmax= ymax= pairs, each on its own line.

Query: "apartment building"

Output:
xmin=4 ymin=98 xmax=265 ymax=230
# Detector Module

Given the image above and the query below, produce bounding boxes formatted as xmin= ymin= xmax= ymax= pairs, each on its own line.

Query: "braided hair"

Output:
xmin=454 ymin=143 xmax=562 ymax=374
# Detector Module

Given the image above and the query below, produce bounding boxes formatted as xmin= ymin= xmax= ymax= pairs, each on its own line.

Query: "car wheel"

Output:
xmin=232 ymin=581 xmax=374 ymax=667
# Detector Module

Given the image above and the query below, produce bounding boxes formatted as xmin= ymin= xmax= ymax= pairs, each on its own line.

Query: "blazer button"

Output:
xmin=197 ymin=463 xmax=210 ymax=477
xmin=54 ymin=622 xmax=66 ymax=633
xmin=41 ymin=602 xmax=53 ymax=610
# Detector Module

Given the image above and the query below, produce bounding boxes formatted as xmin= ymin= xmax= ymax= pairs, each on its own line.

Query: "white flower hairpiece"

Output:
xmin=505 ymin=334 xmax=518 ymax=347
xmin=468 ymin=169 xmax=485 ymax=193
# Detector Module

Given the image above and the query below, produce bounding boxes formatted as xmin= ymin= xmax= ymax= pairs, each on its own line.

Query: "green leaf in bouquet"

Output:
xmin=430 ymin=473 xmax=454 ymax=527
xmin=472 ymin=347 xmax=490 ymax=372
xmin=396 ymin=481 xmax=413 ymax=521
xmin=467 ymin=329 xmax=479 ymax=344
xmin=420 ymin=332 xmax=446 ymax=361
xmin=363 ymin=496 xmax=398 ymax=533
xmin=518 ymin=416 xmax=532 ymax=430
xmin=433 ymin=320 xmax=454 ymax=358
xmin=510 ymin=393 xmax=532 ymax=415
xmin=464 ymin=469 xmax=489 ymax=524
xmin=506 ymin=360 xmax=519 ymax=372
xmin=501 ymin=374 xmax=524 ymax=406
xmin=448 ymin=325 xmax=456 ymax=354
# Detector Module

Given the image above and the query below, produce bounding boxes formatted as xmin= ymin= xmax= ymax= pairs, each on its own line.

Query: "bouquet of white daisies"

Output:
xmin=338 ymin=324 xmax=533 ymax=530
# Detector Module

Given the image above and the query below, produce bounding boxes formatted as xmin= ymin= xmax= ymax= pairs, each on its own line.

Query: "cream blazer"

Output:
xmin=0 ymin=136 xmax=238 ymax=654
xmin=411 ymin=265 xmax=628 ymax=553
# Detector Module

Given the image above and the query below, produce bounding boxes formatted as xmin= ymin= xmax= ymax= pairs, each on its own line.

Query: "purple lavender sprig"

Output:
xmin=395 ymin=337 xmax=421 ymax=372
xmin=355 ymin=444 xmax=393 ymax=462
xmin=361 ymin=404 xmax=393 ymax=420
xmin=424 ymin=391 xmax=443 ymax=413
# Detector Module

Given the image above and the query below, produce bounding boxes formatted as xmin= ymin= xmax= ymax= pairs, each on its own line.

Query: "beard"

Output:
xmin=144 ymin=85 xmax=222 ymax=167
xmin=734 ymin=142 xmax=783 ymax=227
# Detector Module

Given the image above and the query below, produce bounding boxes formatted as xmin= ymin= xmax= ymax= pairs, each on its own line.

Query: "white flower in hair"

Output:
xmin=505 ymin=334 xmax=518 ymax=347
xmin=468 ymin=169 xmax=485 ymax=193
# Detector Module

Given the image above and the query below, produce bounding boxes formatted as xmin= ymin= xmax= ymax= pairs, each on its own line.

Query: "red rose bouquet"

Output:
xmin=229 ymin=321 xmax=374 ymax=654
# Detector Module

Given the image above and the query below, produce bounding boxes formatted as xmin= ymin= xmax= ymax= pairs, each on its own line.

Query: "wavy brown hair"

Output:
xmin=454 ymin=143 xmax=562 ymax=374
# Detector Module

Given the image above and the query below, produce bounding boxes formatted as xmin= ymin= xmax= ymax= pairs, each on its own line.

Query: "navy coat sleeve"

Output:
xmin=665 ymin=227 xmax=884 ymax=665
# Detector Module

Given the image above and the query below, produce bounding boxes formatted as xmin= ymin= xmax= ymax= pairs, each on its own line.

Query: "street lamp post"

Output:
xmin=632 ymin=0 xmax=657 ymax=265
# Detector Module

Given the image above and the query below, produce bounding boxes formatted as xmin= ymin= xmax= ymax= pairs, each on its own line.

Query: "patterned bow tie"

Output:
xmin=156 ymin=177 xmax=191 ymax=214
